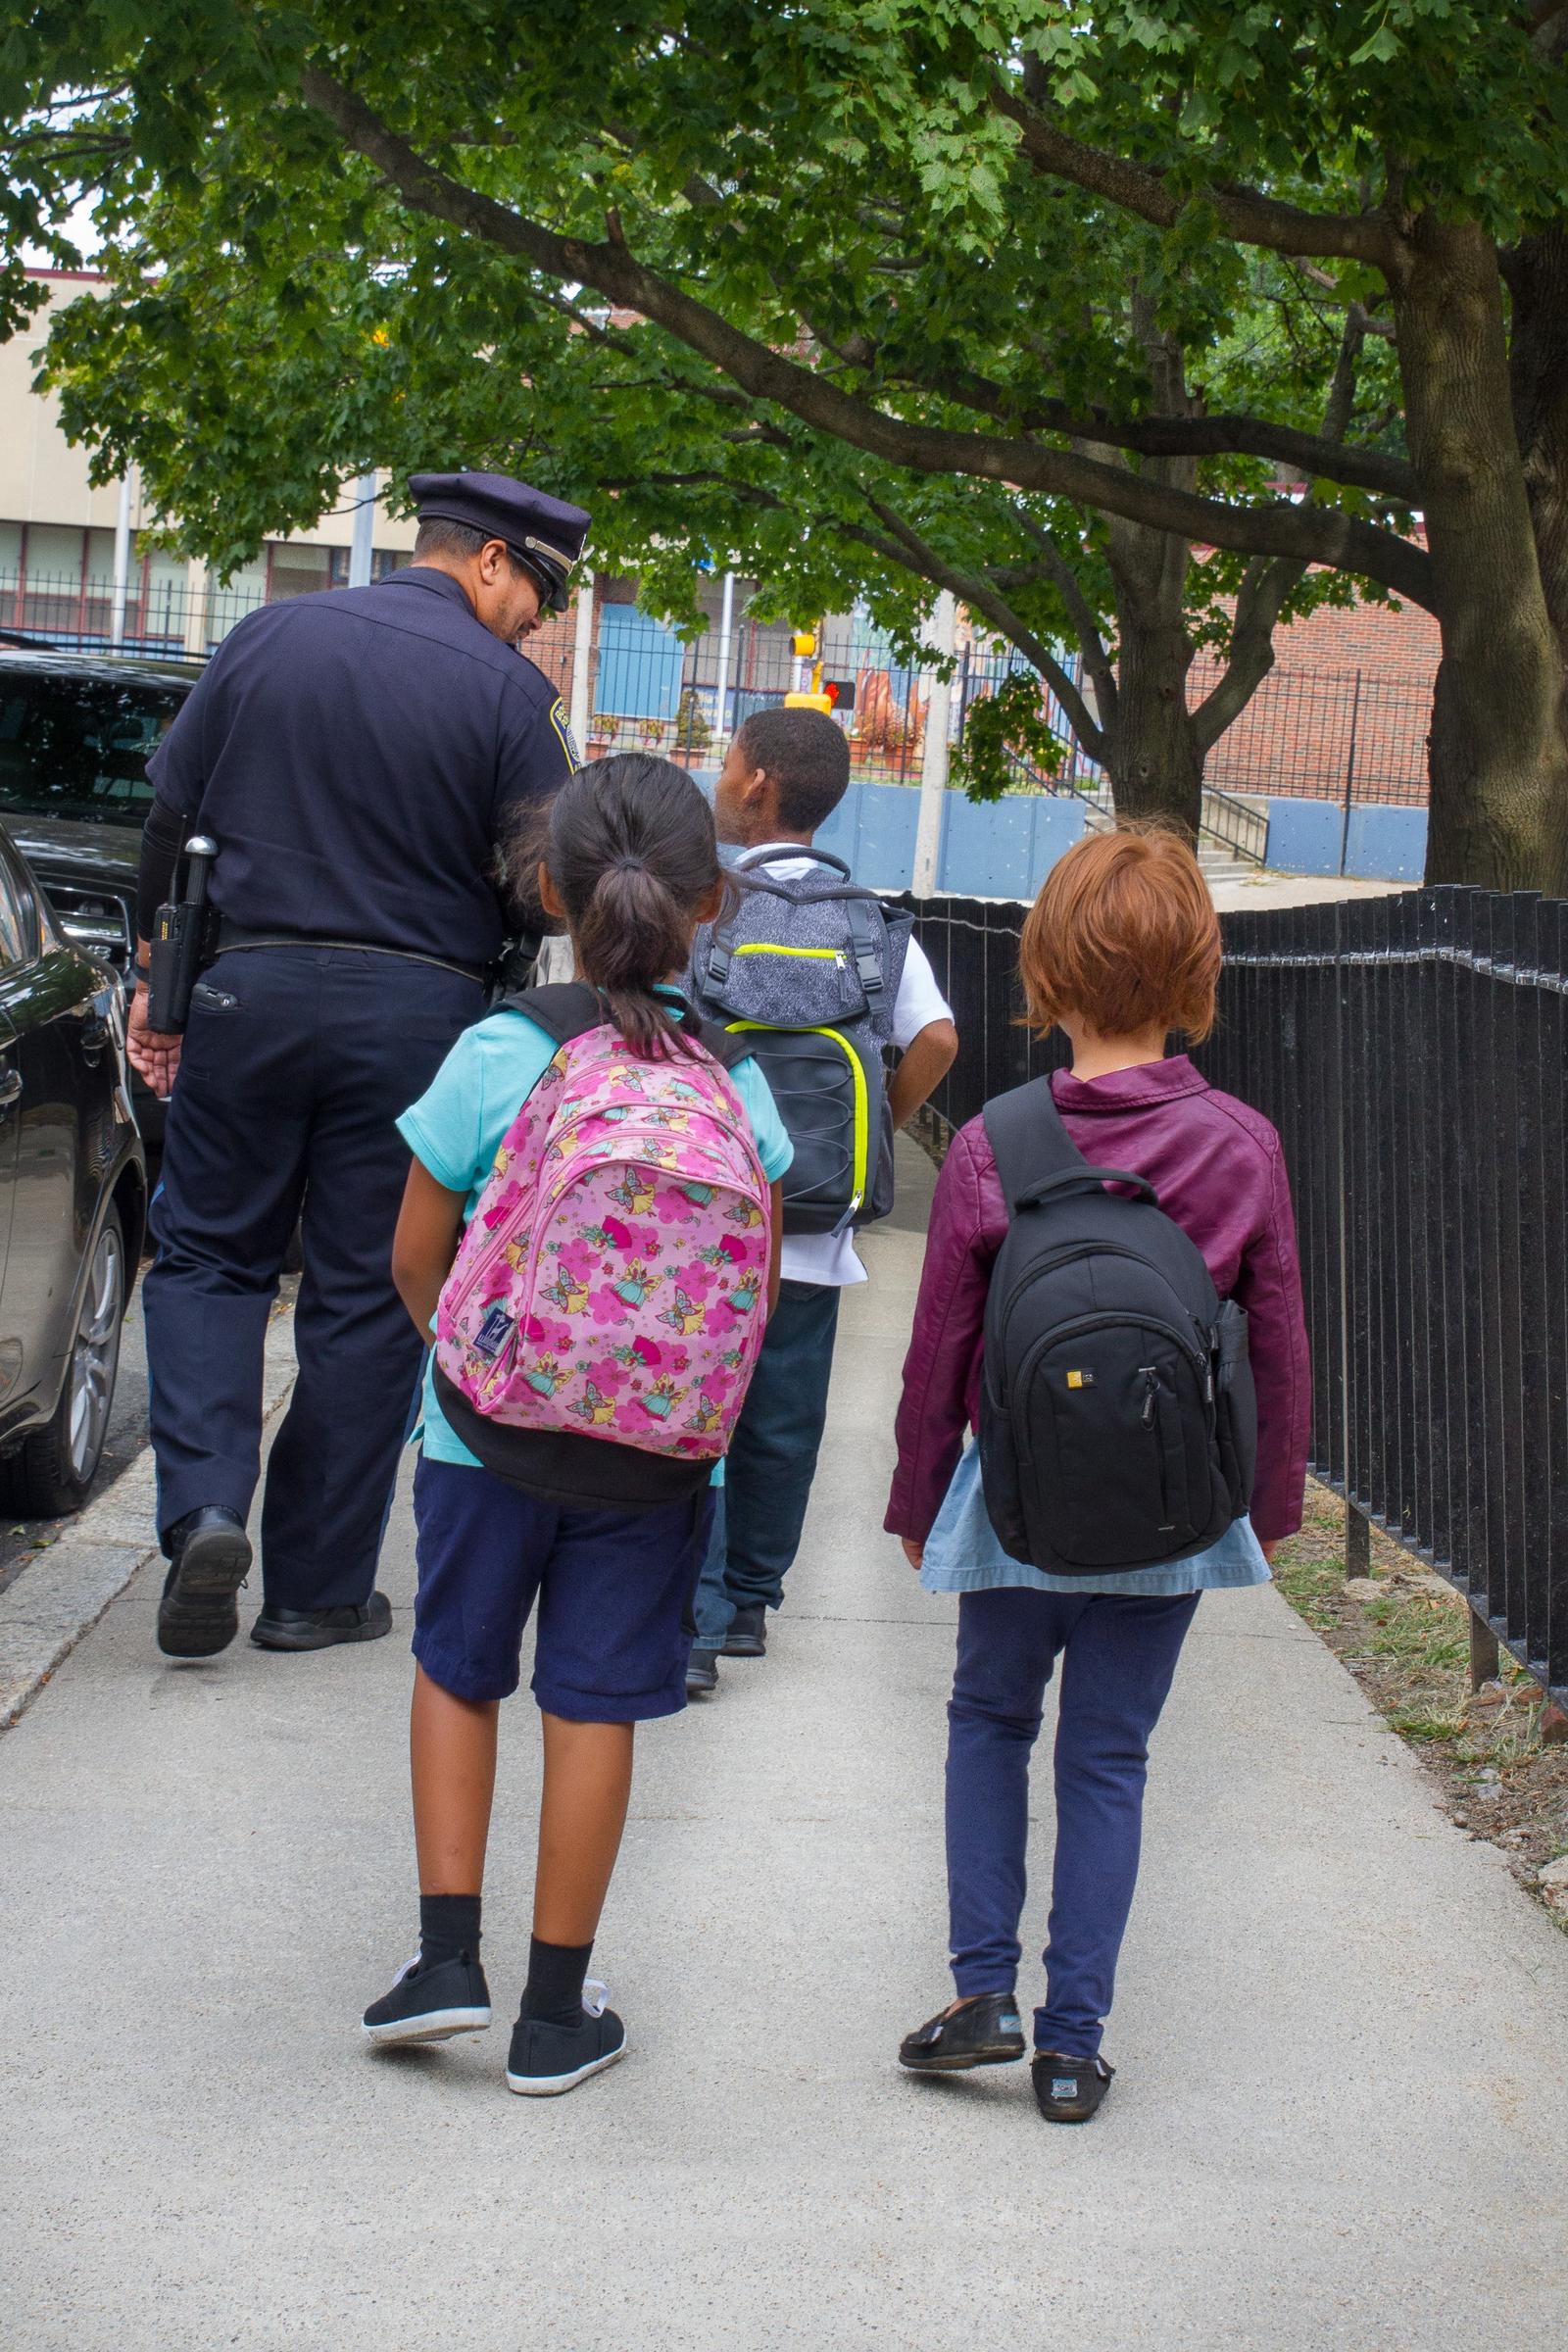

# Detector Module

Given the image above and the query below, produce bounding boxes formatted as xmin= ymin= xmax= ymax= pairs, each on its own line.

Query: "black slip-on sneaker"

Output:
xmin=156 ymin=1508 xmax=253 ymax=1659
xmin=899 ymin=1991 xmax=1027 ymax=2074
xmin=507 ymin=1983 xmax=626 ymax=2096
xmin=1032 ymin=2051 xmax=1114 ymax=2123
xmin=686 ymin=1646 xmax=719 ymax=1696
xmin=721 ymin=1603 xmax=767 ymax=1658
xmin=251 ymin=1592 xmax=393 ymax=1650
xmin=363 ymin=1951 xmax=492 ymax=2046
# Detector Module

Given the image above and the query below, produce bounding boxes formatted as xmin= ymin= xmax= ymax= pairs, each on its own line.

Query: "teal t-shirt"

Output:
xmin=398 ymin=998 xmax=794 ymax=1469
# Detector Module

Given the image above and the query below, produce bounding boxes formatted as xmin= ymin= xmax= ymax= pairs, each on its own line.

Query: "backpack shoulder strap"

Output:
xmin=982 ymin=1075 xmax=1087 ymax=1215
xmin=497 ymin=981 xmax=606 ymax=1045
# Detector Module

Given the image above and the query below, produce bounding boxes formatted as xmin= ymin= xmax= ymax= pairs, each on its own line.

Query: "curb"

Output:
xmin=0 ymin=1299 xmax=299 ymax=1730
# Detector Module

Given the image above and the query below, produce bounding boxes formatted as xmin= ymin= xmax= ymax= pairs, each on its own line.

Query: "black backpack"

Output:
xmin=978 ymin=1077 xmax=1257 ymax=1576
xmin=687 ymin=848 xmax=911 ymax=1235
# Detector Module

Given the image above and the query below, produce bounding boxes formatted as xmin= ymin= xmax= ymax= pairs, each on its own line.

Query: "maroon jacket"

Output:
xmin=886 ymin=1056 xmax=1310 ymax=1547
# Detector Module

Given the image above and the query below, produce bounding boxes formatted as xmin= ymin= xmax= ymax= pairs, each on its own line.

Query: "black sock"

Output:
xmin=418 ymin=1892 xmax=482 ymax=1970
xmin=520 ymin=1936 xmax=593 ymax=2027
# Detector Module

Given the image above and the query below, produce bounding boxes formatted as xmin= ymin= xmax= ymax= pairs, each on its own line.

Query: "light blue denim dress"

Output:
xmin=919 ymin=1442 xmax=1270 ymax=1597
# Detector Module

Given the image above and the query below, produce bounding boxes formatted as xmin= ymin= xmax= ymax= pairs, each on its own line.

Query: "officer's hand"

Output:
xmin=126 ymin=983 xmax=182 ymax=1099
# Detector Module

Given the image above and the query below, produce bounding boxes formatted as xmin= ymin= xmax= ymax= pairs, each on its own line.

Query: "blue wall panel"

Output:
xmin=1344 ymin=805 xmax=1427 ymax=883
xmin=595 ymin=608 xmax=685 ymax=719
xmin=1263 ymin=798 xmax=1345 ymax=878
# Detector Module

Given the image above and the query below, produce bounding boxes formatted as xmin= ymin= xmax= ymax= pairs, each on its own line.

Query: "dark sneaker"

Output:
xmin=721 ymin=1603 xmax=766 ymax=1658
xmin=362 ymin=1951 xmax=492 ymax=2046
xmin=157 ymin=1507 xmax=252 ymax=1659
xmin=251 ymin=1592 xmax=393 ymax=1650
xmin=899 ymin=1991 xmax=1026 ymax=2074
xmin=686 ymin=1646 xmax=719 ymax=1696
xmin=1032 ymin=2051 xmax=1114 ymax=2123
xmin=507 ymin=1982 xmax=626 ymax=2096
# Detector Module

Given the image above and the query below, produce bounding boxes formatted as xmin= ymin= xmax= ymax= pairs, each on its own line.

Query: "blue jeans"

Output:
xmin=946 ymin=1586 xmax=1200 ymax=2057
xmin=694 ymin=1279 xmax=842 ymax=1647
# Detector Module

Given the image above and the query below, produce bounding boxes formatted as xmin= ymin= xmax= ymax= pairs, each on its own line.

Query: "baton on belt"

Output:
xmin=146 ymin=834 xmax=218 ymax=1035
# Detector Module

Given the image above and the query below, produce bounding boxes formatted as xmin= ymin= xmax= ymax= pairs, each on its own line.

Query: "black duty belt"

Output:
xmin=215 ymin=921 xmax=485 ymax=985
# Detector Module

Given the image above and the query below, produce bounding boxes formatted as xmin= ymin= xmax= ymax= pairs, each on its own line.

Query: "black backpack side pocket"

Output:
xmin=1212 ymin=1299 xmax=1257 ymax=1512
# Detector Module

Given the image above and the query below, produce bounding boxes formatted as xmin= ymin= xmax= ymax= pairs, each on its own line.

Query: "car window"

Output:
xmin=0 ymin=672 xmax=186 ymax=829
xmin=0 ymin=850 xmax=35 ymax=969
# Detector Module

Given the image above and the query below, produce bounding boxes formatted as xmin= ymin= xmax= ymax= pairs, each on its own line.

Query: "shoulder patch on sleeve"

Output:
xmin=548 ymin=697 xmax=580 ymax=770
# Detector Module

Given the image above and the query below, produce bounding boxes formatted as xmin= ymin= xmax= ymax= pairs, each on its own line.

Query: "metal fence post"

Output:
xmin=1338 ymin=668 xmax=1362 ymax=873
xmin=1468 ymin=1607 xmax=1500 ymax=1691
xmin=568 ymin=570 xmax=595 ymax=756
xmin=348 ymin=469 xmax=377 ymax=588
xmin=110 ymin=469 xmax=133 ymax=648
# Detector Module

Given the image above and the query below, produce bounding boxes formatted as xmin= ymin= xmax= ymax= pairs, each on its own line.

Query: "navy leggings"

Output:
xmin=946 ymin=1586 xmax=1200 ymax=2058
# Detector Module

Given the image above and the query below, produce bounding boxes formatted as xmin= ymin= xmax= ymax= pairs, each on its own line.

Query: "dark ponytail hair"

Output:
xmin=513 ymin=755 xmax=722 ymax=1056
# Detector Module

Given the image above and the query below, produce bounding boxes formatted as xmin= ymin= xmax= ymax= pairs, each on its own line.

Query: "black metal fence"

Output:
xmin=906 ymin=886 xmax=1568 ymax=1708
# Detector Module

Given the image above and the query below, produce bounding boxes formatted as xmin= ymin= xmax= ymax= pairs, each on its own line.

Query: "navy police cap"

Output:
xmin=409 ymin=470 xmax=591 ymax=612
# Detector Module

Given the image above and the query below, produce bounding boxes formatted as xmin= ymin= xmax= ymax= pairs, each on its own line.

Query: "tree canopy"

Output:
xmin=5 ymin=4 xmax=1567 ymax=876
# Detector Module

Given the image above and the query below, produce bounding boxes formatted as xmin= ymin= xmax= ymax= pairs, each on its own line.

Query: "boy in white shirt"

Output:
xmin=686 ymin=708 xmax=957 ymax=1693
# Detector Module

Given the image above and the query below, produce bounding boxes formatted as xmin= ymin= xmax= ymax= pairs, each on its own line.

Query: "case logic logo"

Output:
xmin=1065 ymin=1369 xmax=1096 ymax=1390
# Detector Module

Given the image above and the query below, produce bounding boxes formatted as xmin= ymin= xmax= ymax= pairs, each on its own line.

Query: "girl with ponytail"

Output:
xmin=363 ymin=757 xmax=793 ymax=2098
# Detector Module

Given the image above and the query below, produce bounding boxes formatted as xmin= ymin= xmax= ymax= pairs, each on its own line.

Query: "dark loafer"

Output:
xmin=1032 ymin=2051 xmax=1114 ymax=2123
xmin=899 ymin=1991 xmax=1026 ymax=2074
xmin=721 ymin=1604 xmax=767 ymax=1657
xmin=156 ymin=1507 xmax=253 ymax=1659
xmin=250 ymin=1592 xmax=393 ymax=1650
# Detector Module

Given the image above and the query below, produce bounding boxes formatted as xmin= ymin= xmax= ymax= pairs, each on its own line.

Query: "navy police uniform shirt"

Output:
xmin=147 ymin=566 xmax=577 ymax=966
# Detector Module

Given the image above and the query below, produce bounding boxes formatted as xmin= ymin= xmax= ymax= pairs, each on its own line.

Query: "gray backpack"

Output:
xmin=687 ymin=847 xmax=912 ymax=1235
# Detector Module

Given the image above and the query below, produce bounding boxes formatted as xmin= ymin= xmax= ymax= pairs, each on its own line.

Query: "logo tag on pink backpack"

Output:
xmin=436 ymin=1023 xmax=772 ymax=1468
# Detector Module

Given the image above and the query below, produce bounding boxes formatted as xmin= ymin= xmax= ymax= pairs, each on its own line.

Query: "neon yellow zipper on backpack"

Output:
xmin=723 ymin=1018 xmax=869 ymax=1219
xmin=729 ymin=944 xmax=847 ymax=961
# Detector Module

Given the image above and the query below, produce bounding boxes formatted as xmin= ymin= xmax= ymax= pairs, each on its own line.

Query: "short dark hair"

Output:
xmin=414 ymin=515 xmax=490 ymax=564
xmin=735 ymin=707 xmax=850 ymax=833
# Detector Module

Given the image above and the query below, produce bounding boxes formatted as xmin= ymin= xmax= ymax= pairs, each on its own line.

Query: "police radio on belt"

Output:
xmin=146 ymin=835 xmax=218 ymax=1035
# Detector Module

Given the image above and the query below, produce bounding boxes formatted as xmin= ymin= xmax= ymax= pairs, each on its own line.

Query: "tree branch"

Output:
xmin=994 ymin=85 xmax=1396 ymax=269
xmin=297 ymin=68 xmax=1435 ymax=611
xmin=859 ymin=496 xmax=1105 ymax=757
xmin=1004 ymin=507 xmax=1118 ymax=722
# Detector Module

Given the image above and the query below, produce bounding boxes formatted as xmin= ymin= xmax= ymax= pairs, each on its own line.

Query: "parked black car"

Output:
xmin=0 ymin=646 xmax=202 ymax=1152
xmin=0 ymin=814 xmax=146 ymax=1513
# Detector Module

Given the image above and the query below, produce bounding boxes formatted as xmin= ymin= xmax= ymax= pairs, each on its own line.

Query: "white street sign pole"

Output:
xmin=912 ymin=590 xmax=956 ymax=899
xmin=712 ymin=569 xmax=736 ymax=743
xmin=348 ymin=469 xmax=377 ymax=588
xmin=569 ymin=568 xmax=596 ymax=758
xmin=110 ymin=469 xmax=133 ymax=648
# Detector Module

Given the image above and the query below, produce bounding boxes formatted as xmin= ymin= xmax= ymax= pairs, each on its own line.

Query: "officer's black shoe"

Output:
xmin=899 ymin=1991 xmax=1027 ymax=2075
xmin=721 ymin=1603 xmax=767 ymax=1657
xmin=156 ymin=1507 xmax=252 ymax=1660
xmin=250 ymin=1592 xmax=393 ymax=1651
xmin=685 ymin=1646 xmax=719 ymax=1696
xmin=1032 ymin=2050 xmax=1115 ymax=2124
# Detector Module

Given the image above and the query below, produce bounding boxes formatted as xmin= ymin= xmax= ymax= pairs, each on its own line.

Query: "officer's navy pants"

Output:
xmin=144 ymin=946 xmax=482 ymax=1611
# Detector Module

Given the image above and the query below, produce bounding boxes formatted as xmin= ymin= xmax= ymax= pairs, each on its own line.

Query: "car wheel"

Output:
xmin=0 ymin=1206 xmax=125 ymax=1518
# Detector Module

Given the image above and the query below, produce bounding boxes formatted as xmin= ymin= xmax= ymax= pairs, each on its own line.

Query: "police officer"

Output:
xmin=132 ymin=472 xmax=591 ymax=1660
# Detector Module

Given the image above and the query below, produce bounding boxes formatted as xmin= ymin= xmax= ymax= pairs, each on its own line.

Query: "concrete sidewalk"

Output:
xmin=3 ymin=1146 xmax=1565 ymax=2349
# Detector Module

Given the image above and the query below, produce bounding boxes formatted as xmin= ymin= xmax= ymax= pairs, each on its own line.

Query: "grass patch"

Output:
xmin=1272 ymin=1480 xmax=1568 ymax=1926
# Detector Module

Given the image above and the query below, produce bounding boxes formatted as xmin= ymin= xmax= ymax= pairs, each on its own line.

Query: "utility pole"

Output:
xmin=912 ymin=591 xmax=956 ymax=898
xmin=348 ymin=469 xmax=377 ymax=589
xmin=712 ymin=570 xmax=736 ymax=745
xmin=569 ymin=569 xmax=596 ymax=758
xmin=110 ymin=468 xmax=134 ymax=648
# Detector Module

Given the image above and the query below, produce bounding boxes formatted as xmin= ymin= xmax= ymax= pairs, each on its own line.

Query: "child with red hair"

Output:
xmin=888 ymin=826 xmax=1308 ymax=2123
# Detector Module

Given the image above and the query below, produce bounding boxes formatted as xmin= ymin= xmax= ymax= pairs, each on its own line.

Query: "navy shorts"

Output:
xmin=412 ymin=1453 xmax=714 ymax=1717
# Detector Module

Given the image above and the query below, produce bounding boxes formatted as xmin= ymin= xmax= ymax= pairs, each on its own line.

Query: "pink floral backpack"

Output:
xmin=432 ymin=984 xmax=772 ymax=1507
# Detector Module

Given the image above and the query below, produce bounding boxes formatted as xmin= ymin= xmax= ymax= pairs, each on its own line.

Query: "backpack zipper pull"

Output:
xmin=1141 ymin=1367 xmax=1158 ymax=1427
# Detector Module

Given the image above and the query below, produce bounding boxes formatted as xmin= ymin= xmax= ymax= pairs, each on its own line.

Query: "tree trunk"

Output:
xmin=1508 ymin=222 xmax=1568 ymax=660
xmin=1102 ymin=613 xmax=1204 ymax=834
xmin=1391 ymin=214 xmax=1568 ymax=891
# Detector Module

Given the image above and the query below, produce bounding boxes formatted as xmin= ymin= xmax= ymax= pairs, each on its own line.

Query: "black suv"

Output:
xmin=0 ymin=646 xmax=201 ymax=1148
